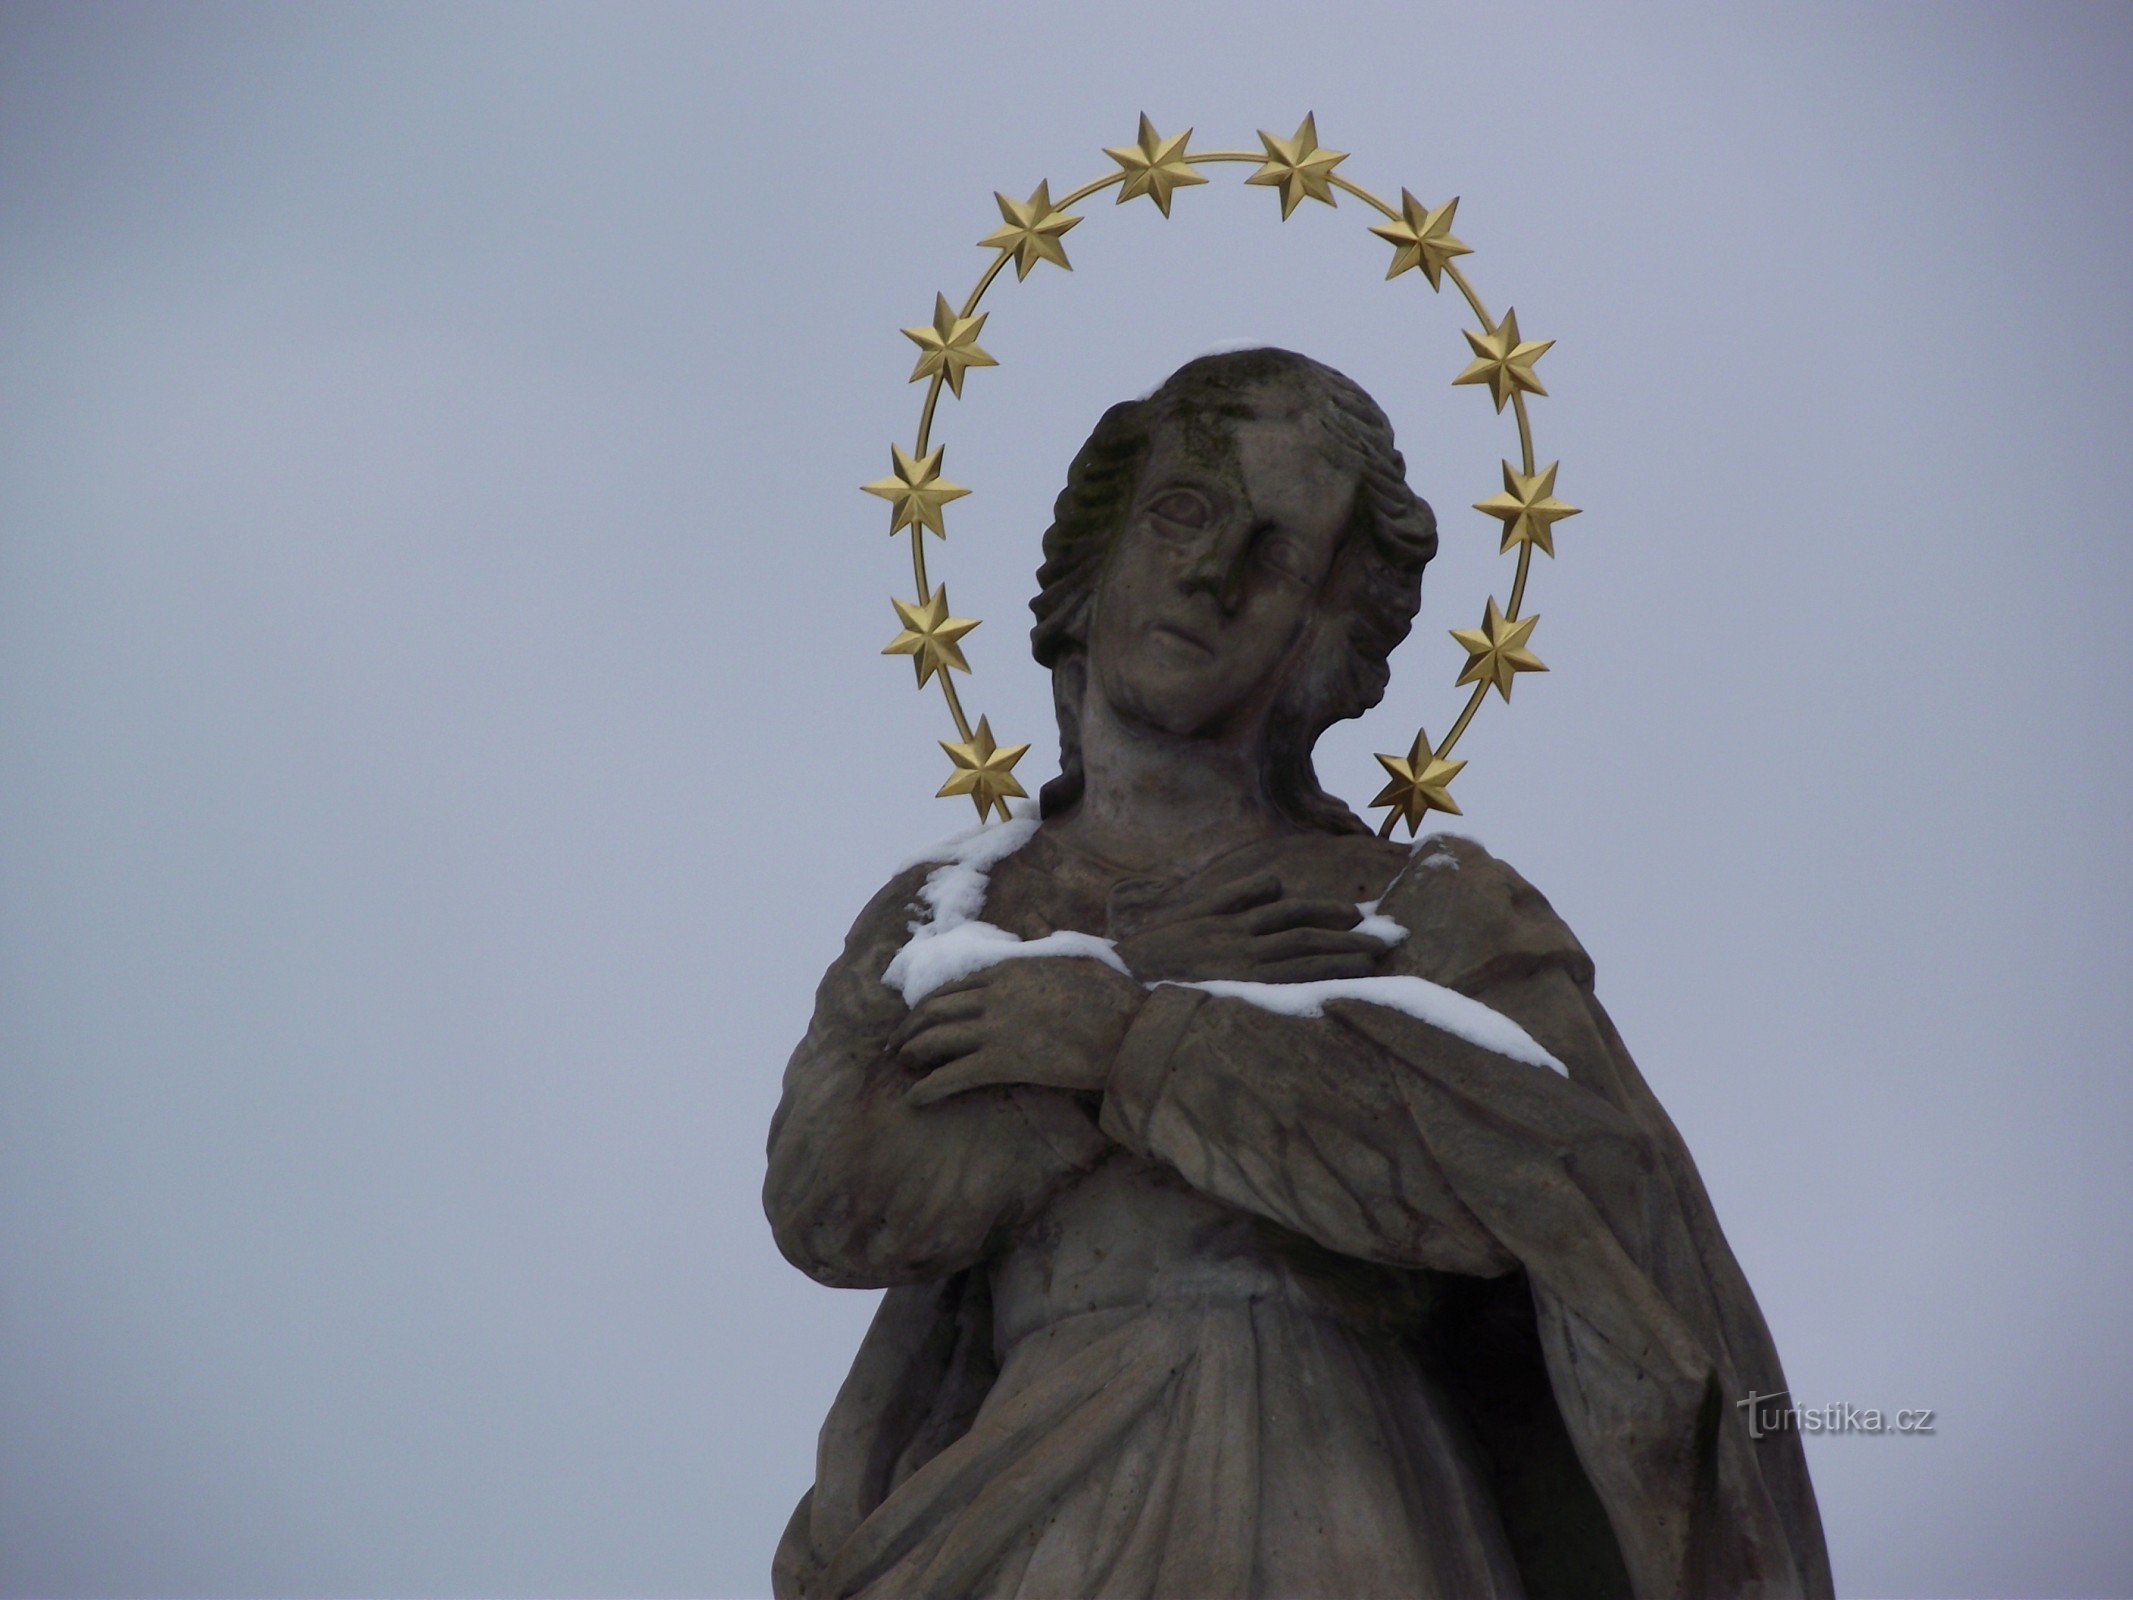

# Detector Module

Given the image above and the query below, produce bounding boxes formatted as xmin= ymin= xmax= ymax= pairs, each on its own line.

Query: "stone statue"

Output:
xmin=765 ymin=349 xmax=1832 ymax=1599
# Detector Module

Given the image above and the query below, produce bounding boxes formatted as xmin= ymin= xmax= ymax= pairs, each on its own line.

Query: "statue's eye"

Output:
xmin=1146 ymin=489 xmax=1211 ymax=529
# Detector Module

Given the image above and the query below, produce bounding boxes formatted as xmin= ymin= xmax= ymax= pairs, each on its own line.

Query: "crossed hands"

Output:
xmin=894 ymin=874 xmax=1389 ymax=1107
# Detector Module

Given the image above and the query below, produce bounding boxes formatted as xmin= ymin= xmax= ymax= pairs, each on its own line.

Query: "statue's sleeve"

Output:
xmin=764 ymin=865 xmax=1111 ymax=1290
xmin=1096 ymin=838 xmax=1651 ymax=1278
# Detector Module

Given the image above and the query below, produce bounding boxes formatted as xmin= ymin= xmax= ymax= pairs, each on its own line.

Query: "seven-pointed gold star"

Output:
xmin=1246 ymin=113 xmax=1348 ymax=218
xmin=1104 ymin=113 xmax=1208 ymax=217
xmin=862 ymin=444 xmax=970 ymax=537
xmin=902 ymin=294 xmax=997 ymax=398
xmin=979 ymin=181 xmax=1081 ymax=279
xmin=1451 ymin=597 xmax=1547 ymax=702
xmin=1474 ymin=460 xmax=1581 ymax=556
xmin=882 ymin=588 xmax=980 ymax=689
xmin=1453 ymin=308 xmax=1553 ymax=412
xmin=1369 ymin=189 xmax=1472 ymax=288
xmin=938 ymin=716 xmax=1029 ymax=822
xmin=1372 ymin=729 xmax=1466 ymax=835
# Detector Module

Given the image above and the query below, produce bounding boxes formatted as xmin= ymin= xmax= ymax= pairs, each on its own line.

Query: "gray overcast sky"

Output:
xmin=3 ymin=3 xmax=2129 ymax=1596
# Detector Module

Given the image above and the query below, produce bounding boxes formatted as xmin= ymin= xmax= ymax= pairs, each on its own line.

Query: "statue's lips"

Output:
xmin=1151 ymin=622 xmax=1215 ymax=656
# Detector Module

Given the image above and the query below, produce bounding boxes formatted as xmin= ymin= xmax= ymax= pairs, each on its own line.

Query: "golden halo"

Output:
xmin=864 ymin=113 xmax=1580 ymax=835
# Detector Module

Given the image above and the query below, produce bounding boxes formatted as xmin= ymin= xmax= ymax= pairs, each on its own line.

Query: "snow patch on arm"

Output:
xmin=1353 ymin=899 xmax=1408 ymax=948
xmin=1163 ymin=974 xmax=1567 ymax=1076
xmin=886 ymin=923 xmax=1128 ymax=1006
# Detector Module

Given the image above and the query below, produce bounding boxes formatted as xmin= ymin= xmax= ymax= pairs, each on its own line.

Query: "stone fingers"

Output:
xmin=904 ymin=1048 xmax=1024 ymax=1106
xmin=1241 ymin=896 xmax=1365 ymax=934
xmin=1252 ymin=926 xmax=1387 ymax=963
xmin=1132 ymin=874 xmax=1285 ymax=936
xmin=886 ymin=990 xmax=984 ymax=1051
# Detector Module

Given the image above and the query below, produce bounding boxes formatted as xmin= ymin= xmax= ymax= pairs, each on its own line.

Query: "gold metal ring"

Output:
xmin=864 ymin=114 xmax=1579 ymax=833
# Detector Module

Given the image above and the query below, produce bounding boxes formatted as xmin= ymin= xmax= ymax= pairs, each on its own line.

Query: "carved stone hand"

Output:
xmin=1114 ymin=873 xmax=1385 ymax=984
xmin=894 ymin=956 xmax=1144 ymax=1107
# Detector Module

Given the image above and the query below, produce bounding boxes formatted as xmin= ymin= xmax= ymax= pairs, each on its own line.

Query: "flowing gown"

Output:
xmin=765 ymin=826 xmax=1832 ymax=1600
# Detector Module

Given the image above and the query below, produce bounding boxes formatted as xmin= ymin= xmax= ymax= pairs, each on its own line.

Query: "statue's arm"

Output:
xmin=763 ymin=866 xmax=1109 ymax=1289
xmin=1096 ymin=840 xmax=1656 ymax=1275
xmin=1096 ymin=986 xmax=1527 ymax=1273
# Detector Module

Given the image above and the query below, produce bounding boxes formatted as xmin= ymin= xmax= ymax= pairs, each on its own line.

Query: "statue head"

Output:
xmin=1029 ymin=347 xmax=1438 ymax=832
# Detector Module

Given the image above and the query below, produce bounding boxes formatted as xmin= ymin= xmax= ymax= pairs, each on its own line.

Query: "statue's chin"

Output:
xmin=1124 ymin=700 xmax=1259 ymax=747
xmin=1089 ymin=640 xmax=1283 ymax=745
xmin=1100 ymin=675 xmax=1226 ymax=741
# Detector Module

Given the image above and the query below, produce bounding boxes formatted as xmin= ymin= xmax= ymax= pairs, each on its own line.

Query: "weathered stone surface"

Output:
xmin=766 ymin=350 xmax=1831 ymax=1599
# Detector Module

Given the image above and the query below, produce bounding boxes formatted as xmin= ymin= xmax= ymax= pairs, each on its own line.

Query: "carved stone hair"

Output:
xmin=1028 ymin=347 xmax=1439 ymax=833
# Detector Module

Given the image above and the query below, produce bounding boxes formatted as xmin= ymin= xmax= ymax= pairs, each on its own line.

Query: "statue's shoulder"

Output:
xmin=838 ymin=814 xmax=1049 ymax=962
xmin=834 ymin=858 xmax=941 ymax=968
xmin=1378 ymin=832 xmax=1596 ymax=991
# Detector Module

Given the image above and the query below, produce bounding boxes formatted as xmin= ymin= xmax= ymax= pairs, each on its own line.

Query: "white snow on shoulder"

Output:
xmin=1366 ymin=829 xmax=1472 ymax=917
xmin=1413 ymin=830 xmax=1470 ymax=872
xmin=891 ymin=802 xmax=1040 ymax=875
xmin=1164 ymin=974 xmax=1567 ymax=1076
xmin=881 ymin=809 xmax=1129 ymax=1005
xmin=902 ymin=814 xmax=1041 ymax=929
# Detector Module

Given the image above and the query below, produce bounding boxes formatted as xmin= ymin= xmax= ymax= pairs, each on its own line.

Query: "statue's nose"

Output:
xmin=1179 ymin=521 xmax=1254 ymax=614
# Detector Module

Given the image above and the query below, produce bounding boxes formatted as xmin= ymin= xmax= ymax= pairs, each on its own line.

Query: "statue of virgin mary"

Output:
xmin=766 ymin=348 xmax=1831 ymax=1600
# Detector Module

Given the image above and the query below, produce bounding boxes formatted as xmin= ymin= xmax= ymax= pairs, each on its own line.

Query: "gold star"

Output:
xmin=938 ymin=717 xmax=1029 ymax=823
xmin=1453 ymin=308 xmax=1553 ymax=412
xmin=1450 ymin=597 xmax=1547 ymax=702
xmin=1246 ymin=113 xmax=1348 ymax=219
xmin=861 ymin=444 xmax=969 ymax=537
xmin=881 ymin=588 xmax=980 ymax=689
xmin=1104 ymin=113 xmax=1207 ymax=217
xmin=978 ymin=181 xmax=1081 ymax=279
xmin=1369 ymin=189 xmax=1472 ymax=288
xmin=1474 ymin=460 xmax=1580 ymax=556
xmin=1371 ymin=729 xmax=1466 ymax=836
xmin=902 ymin=294 xmax=997 ymax=398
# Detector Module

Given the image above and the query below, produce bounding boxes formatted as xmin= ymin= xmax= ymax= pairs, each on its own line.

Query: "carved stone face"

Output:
xmin=1086 ymin=386 xmax=1359 ymax=739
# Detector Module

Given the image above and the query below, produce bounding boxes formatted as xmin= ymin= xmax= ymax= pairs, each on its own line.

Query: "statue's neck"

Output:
xmin=1054 ymin=692 xmax=1281 ymax=874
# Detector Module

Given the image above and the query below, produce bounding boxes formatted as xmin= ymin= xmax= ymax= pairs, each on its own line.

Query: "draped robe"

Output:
xmin=764 ymin=826 xmax=1832 ymax=1600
